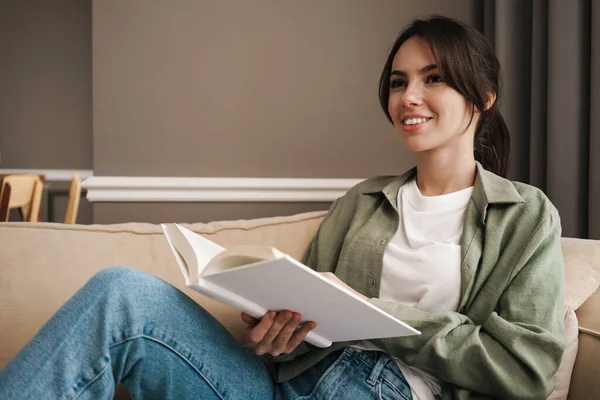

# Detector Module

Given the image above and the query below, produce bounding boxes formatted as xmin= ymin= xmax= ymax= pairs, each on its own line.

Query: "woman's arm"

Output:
xmin=370 ymin=211 xmax=566 ymax=399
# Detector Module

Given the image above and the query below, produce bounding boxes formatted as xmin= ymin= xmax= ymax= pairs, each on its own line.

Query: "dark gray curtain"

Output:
xmin=482 ymin=0 xmax=600 ymax=239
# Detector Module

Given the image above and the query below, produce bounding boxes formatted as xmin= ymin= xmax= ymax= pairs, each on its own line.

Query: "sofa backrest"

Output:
xmin=0 ymin=211 xmax=327 ymax=367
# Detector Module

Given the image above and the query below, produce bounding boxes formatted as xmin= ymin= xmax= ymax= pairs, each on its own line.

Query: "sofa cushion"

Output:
xmin=568 ymin=289 xmax=600 ymax=400
xmin=560 ymin=237 xmax=600 ymax=311
xmin=547 ymin=308 xmax=579 ymax=400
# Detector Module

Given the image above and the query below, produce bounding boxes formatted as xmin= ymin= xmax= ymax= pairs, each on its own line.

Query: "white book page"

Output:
xmin=162 ymin=224 xmax=226 ymax=282
xmin=175 ymin=225 xmax=224 ymax=261
xmin=161 ymin=223 xmax=195 ymax=284
xmin=203 ymin=245 xmax=280 ymax=276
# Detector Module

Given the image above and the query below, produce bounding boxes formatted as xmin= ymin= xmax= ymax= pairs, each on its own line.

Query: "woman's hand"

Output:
xmin=240 ymin=310 xmax=316 ymax=356
xmin=320 ymin=272 xmax=369 ymax=301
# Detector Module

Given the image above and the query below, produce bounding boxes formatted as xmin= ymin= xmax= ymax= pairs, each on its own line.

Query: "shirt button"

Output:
xmin=379 ymin=239 xmax=385 ymax=245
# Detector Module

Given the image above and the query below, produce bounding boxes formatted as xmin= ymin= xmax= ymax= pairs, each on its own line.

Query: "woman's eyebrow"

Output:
xmin=390 ymin=64 xmax=438 ymax=77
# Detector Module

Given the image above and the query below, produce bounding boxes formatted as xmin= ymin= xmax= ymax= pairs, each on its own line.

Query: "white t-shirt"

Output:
xmin=353 ymin=177 xmax=473 ymax=400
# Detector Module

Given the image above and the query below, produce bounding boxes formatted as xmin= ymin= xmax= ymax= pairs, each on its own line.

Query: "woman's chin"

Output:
xmin=399 ymin=137 xmax=436 ymax=153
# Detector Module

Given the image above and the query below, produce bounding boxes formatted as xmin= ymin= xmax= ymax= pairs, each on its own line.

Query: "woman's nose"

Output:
xmin=401 ymin=83 xmax=423 ymax=107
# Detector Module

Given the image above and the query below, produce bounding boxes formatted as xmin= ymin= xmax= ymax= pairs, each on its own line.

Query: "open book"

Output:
xmin=161 ymin=223 xmax=420 ymax=348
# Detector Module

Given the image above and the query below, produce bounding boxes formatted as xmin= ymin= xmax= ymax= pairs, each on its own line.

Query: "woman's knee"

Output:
xmin=88 ymin=266 xmax=161 ymax=295
xmin=82 ymin=266 xmax=184 ymax=320
xmin=92 ymin=265 xmax=148 ymax=283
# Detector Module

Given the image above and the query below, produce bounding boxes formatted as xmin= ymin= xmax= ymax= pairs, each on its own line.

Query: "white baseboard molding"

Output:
xmin=0 ymin=169 xmax=94 ymax=182
xmin=82 ymin=176 xmax=364 ymax=202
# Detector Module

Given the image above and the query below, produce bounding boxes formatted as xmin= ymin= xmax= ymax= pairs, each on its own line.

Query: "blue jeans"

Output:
xmin=0 ymin=267 xmax=412 ymax=399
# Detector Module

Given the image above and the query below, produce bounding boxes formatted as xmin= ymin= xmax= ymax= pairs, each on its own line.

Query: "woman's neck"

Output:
xmin=414 ymin=154 xmax=477 ymax=196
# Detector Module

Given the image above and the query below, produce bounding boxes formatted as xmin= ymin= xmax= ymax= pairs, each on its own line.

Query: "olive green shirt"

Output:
xmin=271 ymin=163 xmax=566 ymax=400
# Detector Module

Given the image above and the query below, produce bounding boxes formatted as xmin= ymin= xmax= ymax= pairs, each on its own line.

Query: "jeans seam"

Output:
xmin=347 ymin=350 xmax=412 ymax=400
xmin=108 ymin=333 xmax=225 ymax=400
xmin=71 ymin=363 xmax=111 ymax=400
xmin=367 ymin=356 xmax=389 ymax=385
xmin=381 ymin=376 xmax=411 ymax=400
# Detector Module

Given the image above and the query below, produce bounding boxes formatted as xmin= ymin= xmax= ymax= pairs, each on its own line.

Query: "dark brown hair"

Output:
xmin=379 ymin=15 xmax=510 ymax=177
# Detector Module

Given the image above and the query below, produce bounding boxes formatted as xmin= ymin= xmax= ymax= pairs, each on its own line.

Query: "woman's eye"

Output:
xmin=426 ymin=74 xmax=444 ymax=84
xmin=390 ymin=79 xmax=406 ymax=89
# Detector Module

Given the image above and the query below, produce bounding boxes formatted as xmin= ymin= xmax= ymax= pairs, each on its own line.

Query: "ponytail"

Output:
xmin=474 ymin=106 xmax=511 ymax=178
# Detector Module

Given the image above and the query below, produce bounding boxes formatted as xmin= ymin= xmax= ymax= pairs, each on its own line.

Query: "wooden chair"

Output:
xmin=0 ymin=174 xmax=44 ymax=222
xmin=64 ymin=173 xmax=81 ymax=224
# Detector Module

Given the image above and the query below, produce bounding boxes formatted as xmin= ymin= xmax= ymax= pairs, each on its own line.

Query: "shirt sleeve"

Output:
xmin=368 ymin=210 xmax=567 ymax=399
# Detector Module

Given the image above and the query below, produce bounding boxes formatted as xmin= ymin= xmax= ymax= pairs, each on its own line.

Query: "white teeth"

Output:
xmin=403 ymin=118 xmax=429 ymax=125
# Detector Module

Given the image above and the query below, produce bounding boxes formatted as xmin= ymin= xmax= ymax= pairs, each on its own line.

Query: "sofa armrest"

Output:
xmin=568 ymin=288 xmax=600 ymax=400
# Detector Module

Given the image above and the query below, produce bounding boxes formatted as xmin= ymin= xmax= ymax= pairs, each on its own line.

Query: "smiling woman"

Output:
xmin=0 ymin=15 xmax=566 ymax=400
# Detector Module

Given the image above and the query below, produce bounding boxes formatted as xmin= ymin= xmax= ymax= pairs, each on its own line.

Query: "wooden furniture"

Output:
xmin=64 ymin=174 xmax=81 ymax=224
xmin=0 ymin=174 xmax=44 ymax=222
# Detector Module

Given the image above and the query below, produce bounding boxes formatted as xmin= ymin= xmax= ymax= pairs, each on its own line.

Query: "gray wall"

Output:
xmin=0 ymin=0 xmax=93 ymax=224
xmin=0 ymin=0 xmax=92 ymax=169
xmin=92 ymin=0 xmax=480 ymax=224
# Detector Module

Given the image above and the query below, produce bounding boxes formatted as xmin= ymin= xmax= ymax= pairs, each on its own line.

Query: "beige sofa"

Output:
xmin=1 ymin=210 xmax=599 ymax=399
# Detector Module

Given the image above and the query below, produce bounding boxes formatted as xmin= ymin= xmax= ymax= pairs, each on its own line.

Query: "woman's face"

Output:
xmin=387 ymin=36 xmax=477 ymax=155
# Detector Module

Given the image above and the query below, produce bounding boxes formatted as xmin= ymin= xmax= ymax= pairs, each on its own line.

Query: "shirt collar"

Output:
xmin=361 ymin=162 xmax=524 ymax=222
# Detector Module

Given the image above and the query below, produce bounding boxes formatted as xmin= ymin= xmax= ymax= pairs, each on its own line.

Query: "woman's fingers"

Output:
xmin=240 ymin=312 xmax=259 ymax=326
xmin=255 ymin=311 xmax=293 ymax=354
xmin=270 ymin=312 xmax=303 ymax=355
xmin=286 ymin=320 xmax=317 ymax=351
xmin=246 ymin=311 xmax=277 ymax=345
xmin=243 ymin=310 xmax=318 ymax=356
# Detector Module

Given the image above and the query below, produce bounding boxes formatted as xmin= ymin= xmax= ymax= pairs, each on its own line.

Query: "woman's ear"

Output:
xmin=485 ymin=92 xmax=497 ymax=111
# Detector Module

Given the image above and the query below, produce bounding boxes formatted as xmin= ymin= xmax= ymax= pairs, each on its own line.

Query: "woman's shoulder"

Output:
xmin=480 ymin=170 xmax=561 ymax=236
xmin=512 ymin=181 xmax=562 ymax=236
xmin=511 ymin=180 xmax=557 ymax=212
xmin=478 ymin=165 xmax=558 ymax=216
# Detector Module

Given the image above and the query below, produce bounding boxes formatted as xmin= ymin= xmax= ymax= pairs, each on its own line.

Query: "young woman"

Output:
xmin=0 ymin=15 xmax=565 ymax=400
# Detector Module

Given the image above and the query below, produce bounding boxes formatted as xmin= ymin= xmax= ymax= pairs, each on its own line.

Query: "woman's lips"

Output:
xmin=401 ymin=117 xmax=432 ymax=132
